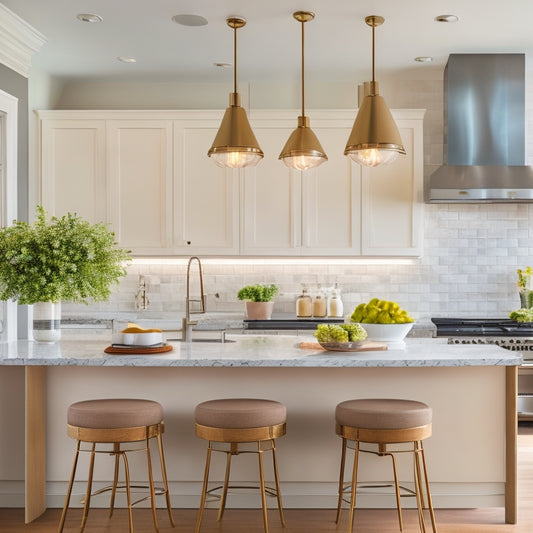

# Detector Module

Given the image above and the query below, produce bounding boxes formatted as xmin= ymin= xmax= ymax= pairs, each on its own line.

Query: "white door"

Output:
xmin=107 ymin=120 xmax=173 ymax=253
xmin=242 ymin=126 xmax=301 ymax=255
xmin=360 ymin=121 xmax=424 ymax=256
xmin=173 ymin=120 xmax=239 ymax=254
xmin=0 ymin=89 xmax=18 ymax=341
xmin=40 ymin=119 xmax=106 ymax=222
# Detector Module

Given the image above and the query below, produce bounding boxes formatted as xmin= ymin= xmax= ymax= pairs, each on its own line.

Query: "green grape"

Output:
xmin=339 ymin=323 xmax=367 ymax=342
xmin=314 ymin=324 xmax=349 ymax=343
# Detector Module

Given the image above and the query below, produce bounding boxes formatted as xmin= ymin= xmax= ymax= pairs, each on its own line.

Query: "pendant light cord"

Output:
xmin=233 ymin=24 xmax=238 ymax=94
xmin=371 ymin=22 xmax=375 ymax=83
xmin=301 ymin=19 xmax=306 ymax=118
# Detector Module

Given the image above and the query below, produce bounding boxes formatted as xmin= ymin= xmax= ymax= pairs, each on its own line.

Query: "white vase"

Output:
xmin=33 ymin=301 xmax=61 ymax=343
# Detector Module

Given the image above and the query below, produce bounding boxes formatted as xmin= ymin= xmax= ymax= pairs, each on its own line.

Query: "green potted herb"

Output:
xmin=237 ymin=284 xmax=279 ymax=320
xmin=0 ymin=206 xmax=130 ymax=342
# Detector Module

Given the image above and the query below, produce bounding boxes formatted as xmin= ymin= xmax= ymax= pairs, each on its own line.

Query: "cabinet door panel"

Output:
xmin=361 ymin=122 xmax=423 ymax=256
xmin=302 ymin=128 xmax=362 ymax=255
xmin=242 ymin=128 xmax=301 ymax=255
xmin=41 ymin=120 xmax=106 ymax=223
xmin=173 ymin=122 xmax=239 ymax=254
xmin=107 ymin=121 xmax=172 ymax=252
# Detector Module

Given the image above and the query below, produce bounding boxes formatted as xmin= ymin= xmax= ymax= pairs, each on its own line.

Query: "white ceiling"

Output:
xmin=4 ymin=0 xmax=533 ymax=84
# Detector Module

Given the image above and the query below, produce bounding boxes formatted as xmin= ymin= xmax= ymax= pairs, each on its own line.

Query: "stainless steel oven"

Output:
xmin=432 ymin=318 xmax=533 ymax=421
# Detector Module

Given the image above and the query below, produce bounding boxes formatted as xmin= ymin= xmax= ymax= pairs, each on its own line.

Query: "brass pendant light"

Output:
xmin=344 ymin=15 xmax=405 ymax=167
xmin=279 ymin=11 xmax=327 ymax=171
xmin=208 ymin=17 xmax=263 ymax=168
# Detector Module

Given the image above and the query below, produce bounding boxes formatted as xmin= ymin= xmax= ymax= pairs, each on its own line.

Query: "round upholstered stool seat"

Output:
xmin=195 ymin=398 xmax=286 ymax=441
xmin=335 ymin=398 xmax=437 ymax=533
xmin=58 ymin=398 xmax=174 ymax=533
xmin=336 ymin=398 xmax=432 ymax=442
xmin=194 ymin=398 xmax=287 ymax=533
xmin=68 ymin=398 xmax=164 ymax=429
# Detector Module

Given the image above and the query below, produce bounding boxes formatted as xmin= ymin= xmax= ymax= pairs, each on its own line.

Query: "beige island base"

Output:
xmin=0 ymin=336 xmax=521 ymax=525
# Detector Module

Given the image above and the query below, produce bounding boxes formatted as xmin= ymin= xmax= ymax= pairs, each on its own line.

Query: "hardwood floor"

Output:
xmin=1 ymin=427 xmax=532 ymax=533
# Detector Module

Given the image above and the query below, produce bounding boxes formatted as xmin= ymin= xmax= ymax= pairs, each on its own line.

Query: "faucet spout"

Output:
xmin=183 ymin=256 xmax=206 ymax=341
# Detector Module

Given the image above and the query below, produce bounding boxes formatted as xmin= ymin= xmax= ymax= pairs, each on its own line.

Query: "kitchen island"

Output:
xmin=0 ymin=336 xmax=521 ymax=524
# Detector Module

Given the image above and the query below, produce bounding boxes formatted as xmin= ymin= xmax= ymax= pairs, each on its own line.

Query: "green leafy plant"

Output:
xmin=509 ymin=308 xmax=533 ymax=323
xmin=237 ymin=284 xmax=279 ymax=302
xmin=0 ymin=206 xmax=130 ymax=305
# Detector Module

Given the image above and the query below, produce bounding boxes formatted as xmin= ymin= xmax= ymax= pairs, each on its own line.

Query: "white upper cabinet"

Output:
xmin=106 ymin=120 xmax=173 ymax=253
xmin=173 ymin=118 xmax=239 ymax=255
xmin=39 ymin=109 xmax=424 ymax=257
xmin=40 ymin=118 xmax=106 ymax=223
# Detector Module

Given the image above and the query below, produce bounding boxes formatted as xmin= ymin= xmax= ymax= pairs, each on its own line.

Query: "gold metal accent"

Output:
xmin=335 ymin=422 xmax=438 ymax=533
xmin=58 ymin=422 xmax=174 ymax=533
xmin=345 ymin=15 xmax=405 ymax=167
xmin=195 ymin=422 xmax=286 ymax=533
xmin=181 ymin=256 xmax=206 ymax=341
xmin=279 ymin=11 xmax=327 ymax=170
xmin=208 ymin=16 xmax=263 ymax=168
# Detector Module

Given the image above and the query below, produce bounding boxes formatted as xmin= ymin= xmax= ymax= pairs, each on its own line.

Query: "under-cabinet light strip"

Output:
xmin=129 ymin=257 xmax=417 ymax=266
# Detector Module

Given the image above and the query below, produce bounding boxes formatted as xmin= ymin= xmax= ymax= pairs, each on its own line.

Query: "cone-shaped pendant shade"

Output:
xmin=279 ymin=11 xmax=327 ymax=171
xmin=345 ymin=16 xmax=405 ymax=167
xmin=208 ymin=17 xmax=263 ymax=169
xmin=344 ymin=82 xmax=406 ymax=167
xmin=280 ymin=116 xmax=327 ymax=171
xmin=208 ymin=93 xmax=264 ymax=168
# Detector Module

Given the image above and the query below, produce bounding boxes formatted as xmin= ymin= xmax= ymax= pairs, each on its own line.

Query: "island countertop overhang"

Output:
xmin=0 ymin=336 xmax=522 ymax=368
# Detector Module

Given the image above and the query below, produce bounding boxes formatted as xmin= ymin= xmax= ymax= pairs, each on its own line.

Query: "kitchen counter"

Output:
xmin=0 ymin=336 xmax=522 ymax=367
xmin=0 ymin=337 xmax=519 ymax=526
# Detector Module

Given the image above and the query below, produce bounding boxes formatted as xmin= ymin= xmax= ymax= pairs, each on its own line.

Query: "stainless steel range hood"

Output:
xmin=429 ymin=54 xmax=533 ymax=202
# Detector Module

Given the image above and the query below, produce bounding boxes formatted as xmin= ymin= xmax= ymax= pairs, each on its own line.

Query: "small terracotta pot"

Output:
xmin=245 ymin=301 xmax=274 ymax=320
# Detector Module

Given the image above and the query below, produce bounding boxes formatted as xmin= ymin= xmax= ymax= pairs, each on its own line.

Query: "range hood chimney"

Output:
xmin=429 ymin=53 xmax=533 ymax=202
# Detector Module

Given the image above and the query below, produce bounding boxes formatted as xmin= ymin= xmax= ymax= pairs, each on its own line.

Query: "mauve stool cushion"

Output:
xmin=335 ymin=399 xmax=432 ymax=430
xmin=68 ymin=399 xmax=164 ymax=429
xmin=195 ymin=398 xmax=287 ymax=429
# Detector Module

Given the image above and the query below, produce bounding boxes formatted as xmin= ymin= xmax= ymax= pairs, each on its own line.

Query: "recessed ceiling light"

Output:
xmin=172 ymin=14 xmax=208 ymax=27
xmin=414 ymin=56 xmax=433 ymax=63
xmin=213 ymin=62 xmax=232 ymax=68
xmin=435 ymin=14 xmax=459 ymax=23
xmin=76 ymin=13 xmax=103 ymax=23
xmin=117 ymin=57 xmax=137 ymax=63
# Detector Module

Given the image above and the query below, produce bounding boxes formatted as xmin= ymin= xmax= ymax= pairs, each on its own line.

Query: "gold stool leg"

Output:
xmin=121 ymin=451 xmax=134 ymax=533
xmin=156 ymin=432 xmax=176 ymax=527
xmin=389 ymin=451 xmax=404 ymax=532
xmin=271 ymin=439 xmax=286 ymax=527
xmin=413 ymin=446 xmax=427 ymax=533
xmin=258 ymin=445 xmax=270 ymax=533
xmin=336 ymin=438 xmax=347 ymax=524
xmin=109 ymin=442 xmax=120 ymax=518
xmin=419 ymin=442 xmax=438 ymax=533
xmin=79 ymin=443 xmax=96 ymax=533
xmin=195 ymin=442 xmax=213 ymax=533
xmin=347 ymin=440 xmax=359 ymax=533
xmin=57 ymin=440 xmax=81 ymax=533
xmin=217 ymin=448 xmax=233 ymax=521
xmin=146 ymin=437 xmax=160 ymax=533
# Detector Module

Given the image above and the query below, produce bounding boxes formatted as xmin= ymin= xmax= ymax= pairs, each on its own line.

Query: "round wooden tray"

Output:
xmin=104 ymin=343 xmax=173 ymax=355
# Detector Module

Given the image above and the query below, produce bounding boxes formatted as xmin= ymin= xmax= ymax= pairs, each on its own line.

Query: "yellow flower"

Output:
xmin=517 ymin=267 xmax=533 ymax=289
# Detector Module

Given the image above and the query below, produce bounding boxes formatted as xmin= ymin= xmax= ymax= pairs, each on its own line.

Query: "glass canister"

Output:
xmin=327 ymin=285 xmax=344 ymax=318
xmin=313 ymin=286 xmax=327 ymax=317
xmin=296 ymin=286 xmax=313 ymax=317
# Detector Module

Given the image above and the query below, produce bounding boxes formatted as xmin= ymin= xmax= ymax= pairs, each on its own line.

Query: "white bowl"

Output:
xmin=120 ymin=331 xmax=163 ymax=346
xmin=358 ymin=322 xmax=414 ymax=342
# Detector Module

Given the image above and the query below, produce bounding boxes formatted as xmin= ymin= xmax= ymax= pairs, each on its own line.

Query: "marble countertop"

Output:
xmin=0 ymin=335 xmax=522 ymax=368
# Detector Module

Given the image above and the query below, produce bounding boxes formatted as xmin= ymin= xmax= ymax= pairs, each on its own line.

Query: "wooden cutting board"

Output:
xmin=299 ymin=341 xmax=387 ymax=352
xmin=104 ymin=344 xmax=173 ymax=355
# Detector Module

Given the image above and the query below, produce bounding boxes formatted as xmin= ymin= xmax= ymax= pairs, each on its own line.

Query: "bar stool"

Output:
xmin=194 ymin=398 xmax=287 ymax=533
xmin=57 ymin=398 xmax=175 ymax=533
xmin=335 ymin=398 xmax=438 ymax=533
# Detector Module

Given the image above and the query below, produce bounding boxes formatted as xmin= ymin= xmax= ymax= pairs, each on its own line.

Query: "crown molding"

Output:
xmin=0 ymin=4 xmax=46 ymax=78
